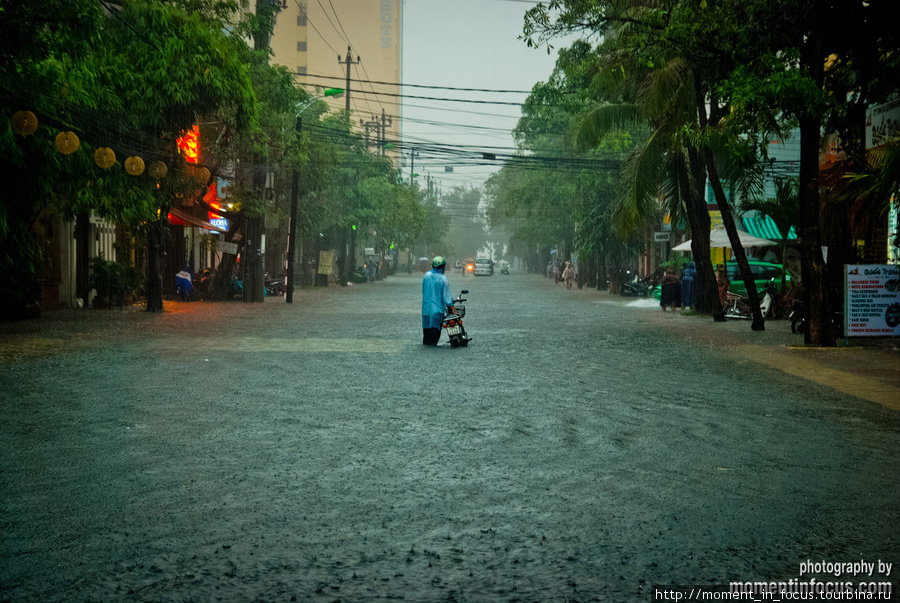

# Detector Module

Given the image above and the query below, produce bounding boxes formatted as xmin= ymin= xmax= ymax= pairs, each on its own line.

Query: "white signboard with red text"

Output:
xmin=844 ymin=265 xmax=900 ymax=336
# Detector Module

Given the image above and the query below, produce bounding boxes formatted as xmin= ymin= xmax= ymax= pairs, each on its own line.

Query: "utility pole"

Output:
xmin=409 ymin=148 xmax=418 ymax=183
xmin=286 ymin=115 xmax=302 ymax=303
xmin=336 ymin=47 xmax=360 ymax=286
xmin=379 ymin=109 xmax=392 ymax=156
xmin=360 ymin=117 xmax=379 ymax=151
xmin=338 ymin=46 xmax=360 ymax=115
xmin=286 ymin=88 xmax=343 ymax=302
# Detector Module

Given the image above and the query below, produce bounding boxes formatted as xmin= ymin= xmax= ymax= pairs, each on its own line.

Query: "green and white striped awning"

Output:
xmin=741 ymin=213 xmax=797 ymax=240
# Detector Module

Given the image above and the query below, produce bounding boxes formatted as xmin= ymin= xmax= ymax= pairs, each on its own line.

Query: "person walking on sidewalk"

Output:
xmin=422 ymin=256 xmax=454 ymax=346
xmin=562 ymin=260 xmax=576 ymax=290
xmin=659 ymin=269 xmax=681 ymax=312
xmin=680 ymin=261 xmax=697 ymax=311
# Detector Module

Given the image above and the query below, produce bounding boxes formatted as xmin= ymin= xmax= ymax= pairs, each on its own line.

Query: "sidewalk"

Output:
xmin=613 ymin=294 xmax=900 ymax=411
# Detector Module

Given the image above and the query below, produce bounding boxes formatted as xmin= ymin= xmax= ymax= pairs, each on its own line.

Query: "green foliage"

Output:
xmin=0 ymin=0 xmax=262 ymax=311
xmin=90 ymin=254 xmax=139 ymax=307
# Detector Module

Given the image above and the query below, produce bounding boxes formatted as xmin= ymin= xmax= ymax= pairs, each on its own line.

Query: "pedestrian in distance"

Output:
xmin=364 ymin=258 xmax=377 ymax=284
xmin=552 ymin=259 xmax=562 ymax=285
xmin=659 ymin=268 xmax=680 ymax=312
xmin=562 ymin=260 xmax=576 ymax=290
xmin=716 ymin=265 xmax=731 ymax=308
xmin=680 ymin=261 xmax=697 ymax=311
xmin=422 ymin=256 xmax=454 ymax=346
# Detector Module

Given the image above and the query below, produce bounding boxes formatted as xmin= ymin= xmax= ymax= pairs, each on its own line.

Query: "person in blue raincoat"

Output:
xmin=422 ymin=256 xmax=454 ymax=345
xmin=680 ymin=261 xmax=697 ymax=311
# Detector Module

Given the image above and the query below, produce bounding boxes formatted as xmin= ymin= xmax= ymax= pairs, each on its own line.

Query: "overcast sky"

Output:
xmin=401 ymin=0 xmax=581 ymax=193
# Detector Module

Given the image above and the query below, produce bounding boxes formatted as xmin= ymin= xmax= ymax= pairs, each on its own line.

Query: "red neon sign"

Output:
xmin=176 ymin=125 xmax=200 ymax=164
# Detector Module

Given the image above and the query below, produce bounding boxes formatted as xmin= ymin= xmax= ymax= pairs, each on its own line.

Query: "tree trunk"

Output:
xmin=781 ymin=237 xmax=788 ymax=293
xmin=797 ymin=9 xmax=835 ymax=347
xmin=696 ymin=79 xmax=764 ymax=330
xmin=798 ymin=115 xmax=835 ymax=346
xmin=146 ymin=218 xmax=165 ymax=312
xmin=243 ymin=214 xmax=265 ymax=302
xmin=684 ymin=149 xmax=721 ymax=319
xmin=75 ymin=211 xmax=91 ymax=307
xmin=706 ymin=155 xmax=765 ymax=330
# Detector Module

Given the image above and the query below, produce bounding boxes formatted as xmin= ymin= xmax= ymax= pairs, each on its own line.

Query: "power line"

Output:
xmin=325 ymin=0 xmax=353 ymax=52
xmin=292 ymin=73 xmax=529 ymax=106
xmin=315 ymin=0 xmax=348 ymax=46
xmin=293 ymin=0 xmax=341 ymax=58
xmin=299 ymin=71 xmax=535 ymax=94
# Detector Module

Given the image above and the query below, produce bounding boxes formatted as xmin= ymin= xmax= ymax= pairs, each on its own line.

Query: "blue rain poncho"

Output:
xmin=422 ymin=268 xmax=453 ymax=329
xmin=681 ymin=262 xmax=697 ymax=307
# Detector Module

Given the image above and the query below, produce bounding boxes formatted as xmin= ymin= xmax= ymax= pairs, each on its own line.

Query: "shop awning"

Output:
xmin=168 ymin=207 xmax=228 ymax=233
xmin=672 ymin=224 xmax=776 ymax=251
xmin=741 ymin=212 xmax=797 ymax=240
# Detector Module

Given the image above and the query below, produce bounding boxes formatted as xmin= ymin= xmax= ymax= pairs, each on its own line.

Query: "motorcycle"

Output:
xmin=790 ymin=299 xmax=844 ymax=336
xmin=620 ymin=275 xmax=650 ymax=297
xmin=724 ymin=280 xmax=793 ymax=321
xmin=723 ymin=291 xmax=753 ymax=319
xmin=442 ymin=290 xmax=471 ymax=347
xmin=265 ymin=274 xmax=285 ymax=297
xmin=760 ymin=278 xmax=790 ymax=319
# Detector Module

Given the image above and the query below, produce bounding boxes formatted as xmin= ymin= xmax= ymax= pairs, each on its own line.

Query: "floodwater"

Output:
xmin=1 ymin=272 xmax=898 ymax=602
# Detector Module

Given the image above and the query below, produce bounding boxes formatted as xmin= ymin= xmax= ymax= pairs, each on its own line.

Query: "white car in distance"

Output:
xmin=474 ymin=258 xmax=493 ymax=276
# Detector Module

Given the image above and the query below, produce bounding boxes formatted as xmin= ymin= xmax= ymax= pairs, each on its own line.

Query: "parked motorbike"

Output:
xmin=265 ymin=274 xmax=285 ymax=297
xmin=620 ymin=275 xmax=650 ymax=297
xmin=790 ymin=299 xmax=844 ymax=336
xmin=723 ymin=279 xmax=790 ymax=320
xmin=193 ymin=267 xmax=216 ymax=300
xmin=723 ymin=291 xmax=753 ymax=319
xmin=442 ymin=290 xmax=471 ymax=347
xmin=758 ymin=279 xmax=791 ymax=319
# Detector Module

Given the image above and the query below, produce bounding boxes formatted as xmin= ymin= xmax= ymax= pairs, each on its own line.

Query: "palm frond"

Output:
xmin=569 ymin=103 xmax=643 ymax=152
xmin=639 ymin=58 xmax=691 ymax=122
xmin=612 ymin=128 xmax=668 ymax=235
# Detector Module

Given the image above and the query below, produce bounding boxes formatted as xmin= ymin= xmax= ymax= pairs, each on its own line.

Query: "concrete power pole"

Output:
xmin=336 ymin=47 xmax=360 ymax=286
xmin=338 ymin=47 xmax=360 ymax=115
xmin=409 ymin=148 xmax=418 ymax=183
xmin=379 ymin=109 xmax=392 ymax=156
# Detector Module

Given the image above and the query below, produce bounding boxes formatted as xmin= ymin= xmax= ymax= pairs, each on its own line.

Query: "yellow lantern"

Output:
xmin=195 ymin=166 xmax=211 ymax=184
xmin=148 ymin=161 xmax=168 ymax=180
xmin=55 ymin=131 xmax=80 ymax=154
xmin=12 ymin=110 xmax=38 ymax=136
xmin=125 ymin=156 xmax=145 ymax=176
xmin=94 ymin=147 xmax=116 ymax=169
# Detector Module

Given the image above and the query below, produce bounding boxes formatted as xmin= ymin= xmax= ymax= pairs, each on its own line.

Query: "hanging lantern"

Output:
xmin=94 ymin=147 xmax=116 ymax=169
xmin=195 ymin=166 xmax=210 ymax=184
xmin=148 ymin=160 xmax=168 ymax=180
xmin=55 ymin=131 xmax=80 ymax=154
xmin=125 ymin=156 xmax=145 ymax=176
xmin=12 ymin=110 xmax=38 ymax=136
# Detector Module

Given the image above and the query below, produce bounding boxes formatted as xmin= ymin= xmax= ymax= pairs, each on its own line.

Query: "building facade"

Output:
xmin=269 ymin=0 xmax=402 ymax=163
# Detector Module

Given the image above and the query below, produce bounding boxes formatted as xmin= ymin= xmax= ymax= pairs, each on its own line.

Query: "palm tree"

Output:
xmin=570 ymin=59 xmax=723 ymax=317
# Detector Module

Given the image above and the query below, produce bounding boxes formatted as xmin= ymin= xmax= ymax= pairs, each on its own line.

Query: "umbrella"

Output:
xmin=671 ymin=224 xmax=775 ymax=251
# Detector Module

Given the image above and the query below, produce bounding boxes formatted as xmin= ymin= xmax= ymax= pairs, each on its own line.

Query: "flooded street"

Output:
xmin=1 ymin=273 xmax=898 ymax=602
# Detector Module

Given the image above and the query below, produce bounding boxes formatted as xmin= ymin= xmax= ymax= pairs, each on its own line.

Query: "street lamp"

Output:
xmin=286 ymin=88 xmax=344 ymax=303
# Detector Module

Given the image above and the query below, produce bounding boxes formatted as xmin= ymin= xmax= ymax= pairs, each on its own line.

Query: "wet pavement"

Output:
xmin=1 ymin=272 xmax=898 ymax=602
